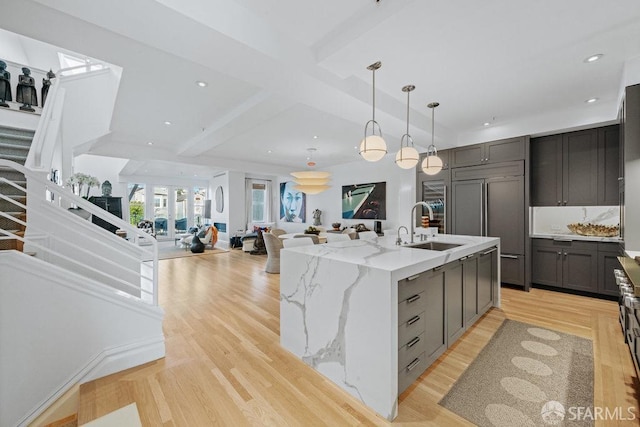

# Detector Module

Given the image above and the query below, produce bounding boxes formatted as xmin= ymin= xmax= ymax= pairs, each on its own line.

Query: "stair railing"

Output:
xmin=0 ymin=159 xmax=159 ymax=305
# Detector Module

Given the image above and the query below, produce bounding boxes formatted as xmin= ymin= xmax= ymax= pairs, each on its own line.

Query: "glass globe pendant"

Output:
xmin=421 ymin=102 xmax=443 ymax=175
xmin=395 ymin=84 xmax=419 ymax=169
xmin=359 ymin=61 xmax=387 ymax=162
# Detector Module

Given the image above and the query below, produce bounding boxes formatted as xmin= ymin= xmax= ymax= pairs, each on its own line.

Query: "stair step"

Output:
xmin=0 ymin=130 xmax=35 ymax=142
xmin=0 ymin=141 xmax=30 ymax=150
xmin=0 ymin=153 xmax=28 ymax=163
xmin=44 ymin=413 xmax=78 ymax=427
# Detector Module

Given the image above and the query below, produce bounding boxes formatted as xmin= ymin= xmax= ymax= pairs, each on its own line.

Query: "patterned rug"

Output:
xmin=439 ymin=319 xmax=593 ymax=427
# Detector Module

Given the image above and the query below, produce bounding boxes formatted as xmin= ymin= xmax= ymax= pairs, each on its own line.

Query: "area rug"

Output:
xmin=439 ymin=319 xmax=593 ymax=427
xmin=158 ymin=246 xmax=228 ymax=260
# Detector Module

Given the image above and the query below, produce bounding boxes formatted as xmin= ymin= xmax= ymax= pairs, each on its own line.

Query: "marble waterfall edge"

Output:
xmin=280 ymin=251 xmax=397 ymax=420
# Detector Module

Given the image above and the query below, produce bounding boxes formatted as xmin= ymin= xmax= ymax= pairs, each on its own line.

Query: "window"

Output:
xmin=252 ymin=183 xmax=266 ymax=222
xmin=193 ymin=187 xmax=207 ymax=226
xmin=127 ymin=183 xmax=145 ymax=225
xmin=246 ymin=179 xmax=271 ymax=224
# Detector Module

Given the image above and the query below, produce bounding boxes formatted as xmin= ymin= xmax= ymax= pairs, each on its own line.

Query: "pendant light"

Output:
xmin=421 ymin=102 xmax=443 ymax=175
xmin=359 ymin=61 xmax=387 ymax=162
xmin=395 ymin=84 xmax=419 ymax=169
xmin=291 ymin=148 xmax=331 ymax=194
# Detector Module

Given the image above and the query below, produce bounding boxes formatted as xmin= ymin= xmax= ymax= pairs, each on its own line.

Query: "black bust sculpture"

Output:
xmin=0 ymin=60 xmax=11 ymax=108
xmin=16 ymin=67 xmax=38 ymax=112
xmin=41 ymin=69 xmax=55 ymax=107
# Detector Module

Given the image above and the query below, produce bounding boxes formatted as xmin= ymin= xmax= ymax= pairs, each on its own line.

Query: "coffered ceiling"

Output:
xmin=1 ymin=0 xmax=639 ymax=178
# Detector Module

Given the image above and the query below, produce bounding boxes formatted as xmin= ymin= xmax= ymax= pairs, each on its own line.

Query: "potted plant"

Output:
xmin=65 ymin=172 xmax=101 ymax=199
xmin=305 ymin=226 xmax=320 ymax=235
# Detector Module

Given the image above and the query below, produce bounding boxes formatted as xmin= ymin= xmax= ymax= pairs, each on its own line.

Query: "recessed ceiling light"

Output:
xmin=584 ymin=54 xmax=603 ymax=63
xmin=164 ymin=121 xmax=172 ymax=125
xmin=196 ymin=81 xmax=208 ymax=87
xmin=586 ymin=98 xmax=598 ymax=103
xmin=313 ymin=135 xmax=318 ymax=139
xmin=267 ymin=150 xmax=272 ymax=154
xmin=147 ymin=142 xmax=153 ymax=145
xmin=483 ymin=122 xmax=491 ymax=127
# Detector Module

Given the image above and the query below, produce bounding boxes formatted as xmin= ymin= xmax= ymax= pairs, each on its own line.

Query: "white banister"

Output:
xmin=0 ymin=159 xmax=159 ymax=306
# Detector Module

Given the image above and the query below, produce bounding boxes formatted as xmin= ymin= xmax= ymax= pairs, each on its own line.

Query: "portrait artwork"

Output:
xmin=280 ymin=181 xmax=306 ymax=223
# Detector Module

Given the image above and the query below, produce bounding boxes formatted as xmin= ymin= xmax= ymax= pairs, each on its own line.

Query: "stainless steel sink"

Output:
xmin=408 ymin=242 xmax=462 ymax=251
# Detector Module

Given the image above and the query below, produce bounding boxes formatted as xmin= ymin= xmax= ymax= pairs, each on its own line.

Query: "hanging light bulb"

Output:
xmin=395 ymin=84 xmax=419 ymax=169
xmin=421 ymin=102 xmax=443 ymax=175
xmin=359 ymin=61 xmax=387 ymax=162
xmin=291 ymin=148 xmax=331 ymax=194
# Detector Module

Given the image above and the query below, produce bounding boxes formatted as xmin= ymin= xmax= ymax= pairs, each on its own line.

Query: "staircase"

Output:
xmin=0 ymin=125 xmax=34 ymax=251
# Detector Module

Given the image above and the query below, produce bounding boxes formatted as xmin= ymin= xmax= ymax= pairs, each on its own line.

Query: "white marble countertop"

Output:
xmin=283 ymin=234 xmax=500 ymax=280
xmin=530 ymin=233 xmax=622 ymax=243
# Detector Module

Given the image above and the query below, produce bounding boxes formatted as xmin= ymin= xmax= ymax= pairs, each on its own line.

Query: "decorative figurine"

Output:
xmin=16 ymin=67 xmax=38 ymax=112
xmin=41 ymin=69 xmax=55 ymax=107
xmin=312 ymin=209 xmax=322 ymax=226
xmin=0 ymin=60 xmax=11 ymax=108
xmin=101 ymin=180 xmax=112 ymax=197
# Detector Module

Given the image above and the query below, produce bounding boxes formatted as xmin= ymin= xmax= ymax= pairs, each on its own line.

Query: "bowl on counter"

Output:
xmin=566 ymin=223 xmax=619 ymax=237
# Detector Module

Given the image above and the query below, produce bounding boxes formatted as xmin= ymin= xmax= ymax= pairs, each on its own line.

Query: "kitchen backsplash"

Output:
xmin=531 ymin=206 xmax=620 ymax=235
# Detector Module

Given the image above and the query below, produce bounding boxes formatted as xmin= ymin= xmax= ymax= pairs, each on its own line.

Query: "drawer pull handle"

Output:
xmin=407 ymin=294 xmax=421 ymax=303
xmin=407 ymin=337 xmax=421 ymax=348
xmin=482 ymin=248 xmax=497 ymax=255
xmin=500 ymin=254 xmax=518 ymax=259
xmin=407 ymin=274 xmax=421 ymax=281
xmin=407 ymin=315 xmax=421 ymax=325
xmin=406 ymin=358 xmax=420 ymax=371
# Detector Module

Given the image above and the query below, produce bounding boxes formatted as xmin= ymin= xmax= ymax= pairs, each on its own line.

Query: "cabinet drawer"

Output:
xmin=398 ymin=352 xmax=426 ymax=395
xmin=451 ymin=161 xmax=524 ymax=181
xmin=532 ymin=238 xmax=596 ymax=251
xmin=399 ymin=311 xmax=426 ymax=345
xmin=398 ymin=273 xmax=430 ymax=301
xmin=398 ymin=292 xmax=426 ymax=324
xmin=399 ymin=332 xmax=427 ymax=370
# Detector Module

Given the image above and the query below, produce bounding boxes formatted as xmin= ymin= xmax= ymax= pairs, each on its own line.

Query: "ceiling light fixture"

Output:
xmin=421 ymin=102 xmax=444 ymax=175
xmin=164 ymin=121 xmax=172 ymax=125
xmin=586 ymin=97 xmax=598 ymax=103
xmin=584 ymin=54 xmax=603 ymax=63
xmin=196 ymin=80 xmax=208 ymax=87
xmin=147 ymin=142 xmax=153 ymax=145
xmin=483 ymin=122 xmax=491 ymax=127
xmin=291 ymin=148 xmax=331 ymax=194
xmin=359 ymin=61 xmax=387 ymax=162
xmin=395 ymin=84 xmax=419 ymax=169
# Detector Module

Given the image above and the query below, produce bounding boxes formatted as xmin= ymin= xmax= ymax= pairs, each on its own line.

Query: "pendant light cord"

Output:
xmin=372 ymin=68 xmax=376 ymax=123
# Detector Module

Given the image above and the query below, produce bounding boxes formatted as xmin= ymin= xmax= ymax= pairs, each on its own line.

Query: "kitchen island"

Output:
xmin=280 ymin=234 xmax=500 ymax=420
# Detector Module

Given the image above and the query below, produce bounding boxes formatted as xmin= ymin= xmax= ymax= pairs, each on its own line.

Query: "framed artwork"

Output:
xmin=280 ymin=181 xmax=306 ymax=223
xmin=342 ymin=181 xmax=386 ymax=219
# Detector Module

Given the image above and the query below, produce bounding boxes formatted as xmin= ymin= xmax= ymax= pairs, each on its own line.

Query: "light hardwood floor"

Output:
xmin=78 ymin=250 xmax=640 ymax=426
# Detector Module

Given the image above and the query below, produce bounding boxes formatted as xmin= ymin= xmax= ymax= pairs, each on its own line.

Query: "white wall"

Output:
xmin=278 ymin=155 xmax=416 ymax=234
xmin=0 ymin=251 xmax=164 ymax=427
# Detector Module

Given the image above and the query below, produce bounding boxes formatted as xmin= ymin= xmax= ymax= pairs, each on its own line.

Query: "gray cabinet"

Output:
xmin=531 ymin=126 xmax=619 ymax=206
xmin=597 ymin=243 xmax=622 ymax=296
xmin=478 ymin=247 xmax=496 ymax=314
xmin=397 ymin=269 xmax=445 ymax=394
xmin=463 ymin=254 xmax=478 ymax=326
xmin=598 ymin=125 xmax=621 ymax=206
xmin=397 ymin=247 xmax=497 ymax=394
xmin=531 ymin=239 xmax=600 ymax=293
xmin=451 ymin=136 xmax=525 ymax=167
xmin=452 ymin=172 xmax=525 ymax=286
xmin=445 ymin=261 xmax=465 ymax=344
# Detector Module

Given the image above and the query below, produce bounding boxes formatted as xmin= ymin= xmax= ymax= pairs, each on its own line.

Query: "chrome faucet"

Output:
xmin=396 ymin=226 xmax=408 ymax=245
xmin=410 ymin=202 xmax=433 ymax=244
